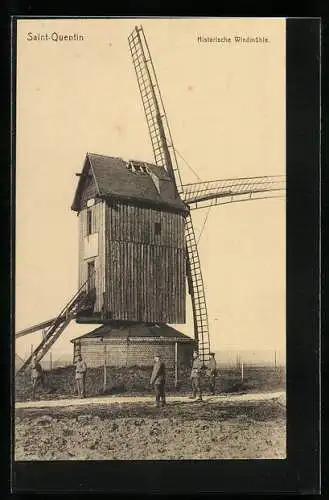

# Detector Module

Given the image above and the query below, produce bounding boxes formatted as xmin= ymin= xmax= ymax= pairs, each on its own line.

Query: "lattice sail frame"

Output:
xmin=183 ymin=175 xmax=286 ymax=210
xmin=128 ymin=25 xmax=211 ymax=362
xmin=128 ymin=26 xmax=183 ymax=193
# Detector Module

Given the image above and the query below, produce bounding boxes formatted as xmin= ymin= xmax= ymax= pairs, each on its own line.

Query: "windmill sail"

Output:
xmin=128 ymin=26 xmax=211 ymax=362
xmin=128 ymin=26 xmax=183 ymax=194
xmin=16 ymin=28 xmax=286 ymax=370
xmin=185 ymin=214 xmax=210 ymax=361
xmin=183 ymin=175 xmax=285 ymax=210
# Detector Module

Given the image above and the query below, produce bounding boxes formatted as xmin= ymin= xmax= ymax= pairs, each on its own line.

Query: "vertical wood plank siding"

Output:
xmin=104 ymin=202 xmax=186 ymax=323
xmin=78 ymin=200 xmax=186 ymax=323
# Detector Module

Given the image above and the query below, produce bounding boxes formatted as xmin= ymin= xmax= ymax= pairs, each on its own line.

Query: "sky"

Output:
xmin=15 ymin=18 xmax=286 ymax=362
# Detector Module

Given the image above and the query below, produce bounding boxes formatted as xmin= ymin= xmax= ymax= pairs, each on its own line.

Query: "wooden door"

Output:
xmin=87 ymin=260 xmax=95 ymax=296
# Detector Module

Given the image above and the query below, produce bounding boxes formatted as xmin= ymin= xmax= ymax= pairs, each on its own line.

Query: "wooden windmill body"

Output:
xmin=71 ymin=154 xmax=188 ymax=325
xmin=16 ymin=26 xmax=285 ymax=372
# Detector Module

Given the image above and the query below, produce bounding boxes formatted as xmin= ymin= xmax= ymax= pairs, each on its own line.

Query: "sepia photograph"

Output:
xmin=14 ymin=17 xmax=286 ymax=462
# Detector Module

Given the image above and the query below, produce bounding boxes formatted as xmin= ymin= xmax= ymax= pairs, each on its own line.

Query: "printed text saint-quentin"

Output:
xmin=27 ymin=32 xmax=85 ymax=42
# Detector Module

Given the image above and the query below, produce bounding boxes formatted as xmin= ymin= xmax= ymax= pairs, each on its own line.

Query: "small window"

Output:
xmin=155 ymin=222 xmax=161 ymax=235
xmin=87 ymin=210 xmax=92 ymax=235
xmin=127 ymin=161 xmax=135 ymax=172
xmin=127 ymin=160 xmax=148 ymax=174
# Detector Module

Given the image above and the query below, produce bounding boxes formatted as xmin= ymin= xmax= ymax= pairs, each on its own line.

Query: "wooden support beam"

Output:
xmin=16 ymin=316 xmax=67 ymax=338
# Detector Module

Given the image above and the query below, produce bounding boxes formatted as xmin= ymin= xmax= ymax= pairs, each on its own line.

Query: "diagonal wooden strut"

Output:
xmin=17 ymin=276 xmax=95 ymax=374
xmin=16 ymin=316 xmax=66 ymax=338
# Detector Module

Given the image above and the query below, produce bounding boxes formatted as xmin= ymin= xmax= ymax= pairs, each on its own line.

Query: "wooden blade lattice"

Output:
xmin=183 ymin=175 xmax=285 ymax=210
xmin=185 ymin=214 xmax=211 ymax=363
xmin=128 ymin=26 xmax=210 ymax=361
xmin=128 ymin=26 xmax=183 ymax=193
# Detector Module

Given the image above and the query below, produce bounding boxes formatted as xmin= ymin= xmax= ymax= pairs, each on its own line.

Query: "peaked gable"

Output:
xmin=71 ymin=156 xmax=100 ymax=212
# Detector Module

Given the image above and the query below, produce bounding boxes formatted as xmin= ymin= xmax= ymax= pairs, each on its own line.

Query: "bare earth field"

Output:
xmin=15 ymin=393 xmax=286 ymax=460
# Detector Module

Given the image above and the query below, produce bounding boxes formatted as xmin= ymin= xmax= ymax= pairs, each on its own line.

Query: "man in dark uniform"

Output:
xmin=207 ymin=352 xmax=217 ymax=395
xmin=190 ymin=350 xmax=203 ymax=401
xmin=150 ymin=354 xmax=166 ymax=407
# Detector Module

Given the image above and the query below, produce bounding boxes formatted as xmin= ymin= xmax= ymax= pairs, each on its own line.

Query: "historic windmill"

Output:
xmin=16 ymin=26 xmax=285 ymax=372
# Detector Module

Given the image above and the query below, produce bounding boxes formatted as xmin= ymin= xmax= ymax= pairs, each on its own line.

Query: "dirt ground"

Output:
xmin=15 ymin=394 xmax=286 ymax=460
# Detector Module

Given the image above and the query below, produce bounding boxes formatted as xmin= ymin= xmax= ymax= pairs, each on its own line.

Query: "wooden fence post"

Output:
xmin=103 ymin=344 xmax=107 ymax=392
xmin=236 ymin=352 xmax=240 ymax=369
xmin=174 ymin=342 xmax=178 ymax=389
xmin=241 ymin=361 xmax=244 ymax=383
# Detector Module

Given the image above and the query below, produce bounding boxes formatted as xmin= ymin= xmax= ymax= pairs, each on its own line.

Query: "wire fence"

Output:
xmin=18 ymin=348 xmax=285 ymax=372
xmin=16 ymin=348 xmax=285 ymax=396
xmin=215 ymin=349 xmax=285 ymax=369
xmin=40 ymin=360 xmax=72 ymax=370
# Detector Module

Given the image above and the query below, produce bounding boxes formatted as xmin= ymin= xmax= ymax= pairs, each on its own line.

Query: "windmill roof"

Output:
xmin=71 ymin=322 xmax=195 ymax=343
xmin=71 ymin=153 xmax=188 ymax=213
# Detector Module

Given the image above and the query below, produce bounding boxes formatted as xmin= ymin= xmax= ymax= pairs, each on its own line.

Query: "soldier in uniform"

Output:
xmin=30 ymin=355 xmax=44 ymax=400
xmin=150 ymin=354 xmax=166 ymax=407
xmin=207 ymin=352 xmax=217 ymax=395
xmin=75 ymin=354 xmax=87 ymax=398
xmin=190 ymin=350 xmax=203 ymax=401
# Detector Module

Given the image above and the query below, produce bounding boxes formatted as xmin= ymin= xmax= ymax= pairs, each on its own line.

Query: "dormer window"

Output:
xmin=127 ymin=161 xmax=135 ymax=173
xmin=127 ymin=160 xmax=149 ymax=174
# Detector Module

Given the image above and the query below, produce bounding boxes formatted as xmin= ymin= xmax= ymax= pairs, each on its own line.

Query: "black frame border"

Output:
xmin=9 ymin=16 xmax=321 ymax=494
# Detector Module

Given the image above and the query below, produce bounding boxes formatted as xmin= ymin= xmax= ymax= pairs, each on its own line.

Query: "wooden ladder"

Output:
xmin=185 ymin=213 xmax=211 ymax=364
xmin=17 ymin=287 xmax=90 ymax=374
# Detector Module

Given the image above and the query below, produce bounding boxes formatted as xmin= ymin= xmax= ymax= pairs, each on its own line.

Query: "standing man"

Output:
xmin=30 ymin=355 xmax=44 ymax=400
xmin=207 ymin=352 xmax=217 ymax=395
xmin=75 ymin=354 xmax=87 ymax=398
xmin=190 ymin=350 xmax=203 ymax=401
xmin=150 ymin=354 xmax=166 ymax=407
